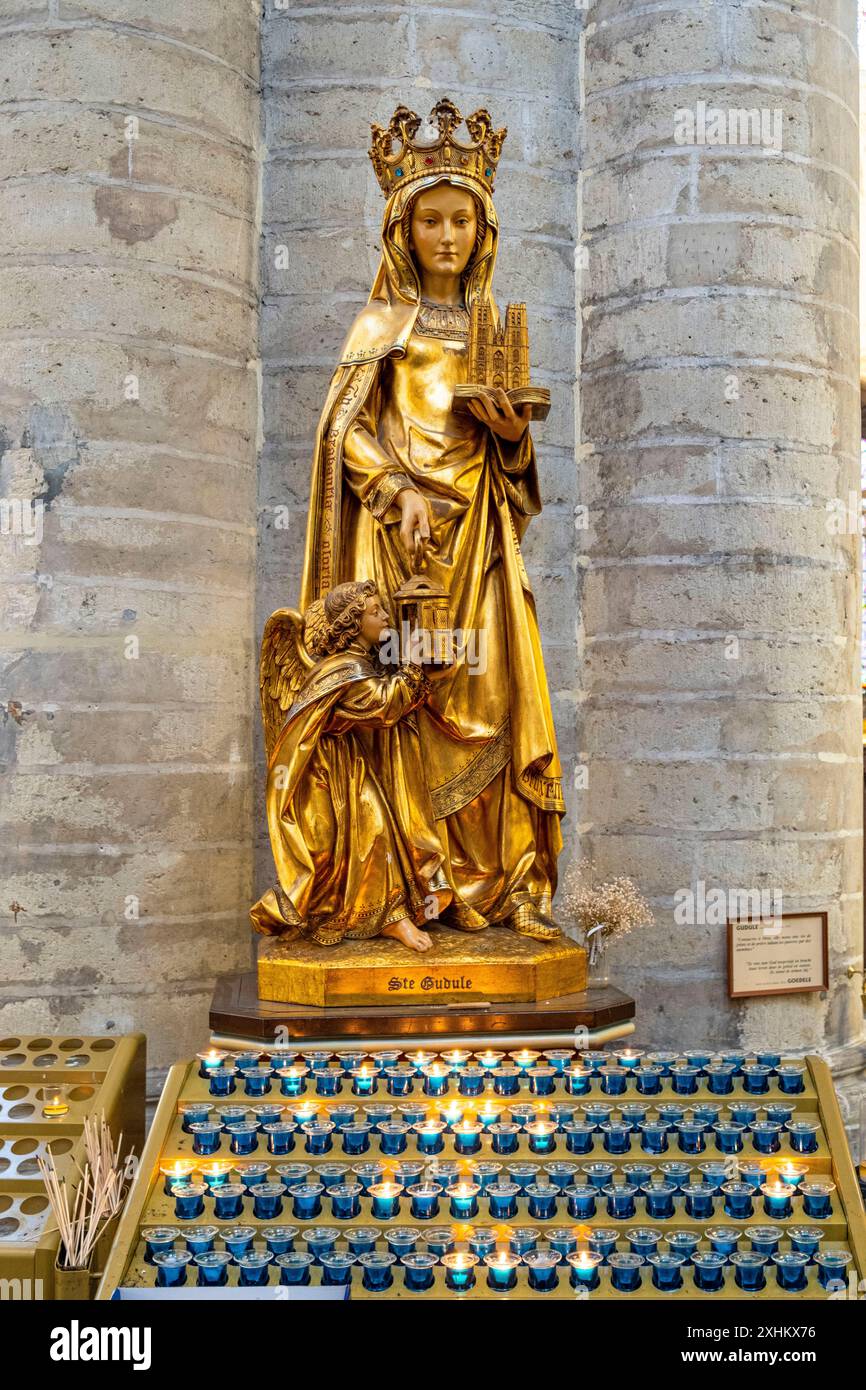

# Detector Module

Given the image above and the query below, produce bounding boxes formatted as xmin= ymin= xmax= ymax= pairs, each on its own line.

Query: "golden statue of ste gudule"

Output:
xmin=251 ymin=100 xmax=584 ymax=1007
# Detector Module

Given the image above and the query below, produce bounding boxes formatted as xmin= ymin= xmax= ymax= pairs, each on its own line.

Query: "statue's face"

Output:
xmin=409 ymin=184 xmax=478 ymax=280
xmin=359 ymin=593 xmax=390 ymax=647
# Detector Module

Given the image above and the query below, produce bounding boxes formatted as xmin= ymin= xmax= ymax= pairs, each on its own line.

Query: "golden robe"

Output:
xmin=250 ymin=645 xmax=449 ymax=944
xmin=300 ymin=172 xmax=565 ymax=930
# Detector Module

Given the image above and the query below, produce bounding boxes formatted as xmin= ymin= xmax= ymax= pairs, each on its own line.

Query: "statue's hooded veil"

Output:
xmin=299 ymin=173 xmax=503 ymax=607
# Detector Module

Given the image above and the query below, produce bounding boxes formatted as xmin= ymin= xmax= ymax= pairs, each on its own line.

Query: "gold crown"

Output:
xmin=369 ymin=97 xmax=506 ymax=199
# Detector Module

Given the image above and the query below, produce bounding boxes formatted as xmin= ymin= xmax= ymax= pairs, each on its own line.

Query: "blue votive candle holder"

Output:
xmin=510 ymin=1102 xmax=541 ymax=1128
xmin=426 ymin=1161 xmax=460 ymax=1187
xmin=189 ymin=1121 xmax=223 ymax=1156
xmin=609 ymin=1252 xmax=644 ymax=1292
xmin=154 ymin=1250 xmax=192 ymax=1287
xmin=730 ymin=1251 xmax=767 ymax=1292
xmin=143 ymin=1227 xmax=178 ymax=1265
xmin=638 ymin=1123 xmax=669 ymax=1155
xmin=622 ymin=1161 xmax=655 ymax=1189
xmin=524 ymin=1249 xmax=561 ymax=1292
xmin=583 ymin=1161 xmax=617 ymax=1191
xmin=222 ymin=1225 xmax=255 ymax=1261
xmin=737 ymin=1161 xmax=768 ymax=1191
xmin=397 ymin=1103 xmax=426 ymax=1128
xmin=659 ymin=1160 xmax=691 ymax=1187
xmin=713 ymin=1121 xmax=746 ymax=1154
xmin=562 ymin=1122 xmax=595 ymax=1155
xmin=301 ymin=1120 xmax=334 ymax=1156
xmin=402 ymin=1251 xmax=438 ymax=1291
xmin=251 ymin=1103 xmax=284 ymax=1128
xmin=691 ymin=1251 xmax=727 ymax=1292
xmin=506 ymin=1162 xmax=539 ymax=1192
xmin=378 ymin=1121 xmax=409 ymax=1157
xmin=525 ymin=1183 xmax=559 ymax=1220
xmin=741 ymin=1064 xmax=772 ymax=1095
xmin=488 ymin=1182 xmax=520 ymax=1220
xmin=565 ymin=1066 xmax=592 ymax=1096
xmin=179 ymin=1101 xmax=213 ymax=1133
xmin=721 ymin=1181 xmax=754 ymax=1219
xmin=468 ymin=1226 xmax=499 ymax=1258
xmin=545 ymin=1161 xmax=580 ymax=1190
xmin=442 ymin=1252 xmax=478 ymax=1291
xmin=648 ymin=1252 xmax=684 ymax=1291
xmin=492 ymin=1066 xmax=521 ymax=1097
xmin=208 ymin=1067 xmax=237 ymax=1098
xmin=600 ymin=1067 xmax=628 ymax=1097
xmin=676 ymin=1121 xmax=708 ymax=1155
xmin=599 ymin=1122 xmax=632 ymax=1156
xmin=684 ymin=1183 xmax=719 ymax=1220
xmin=452 ymin=1122 xmax=483 ymax=1156
xmin=626 ymin=1227 xmax=662 ymax=1259
xmin=697 ymin=1161 xmax=728 ymax=1184
xmin=485 ymin=1250 xmax=521 ymax=1291
xmin=386 ymin=1226 xmax=419 ymax=1260
xmin=447 ymin=1182 xmax=480 ymax=1219
xmin=815 ymin=1250 xmax=852 ymax=1290
xmin=359 ymin=1251 xmax=396 ymax=1292
xmin=369 ymin=1182 xmax=402 ymax=1220
xmin=196 ymin=1050 xmax=227 ymax=1079
xmin=194 ymin=1251 xmax=232 ymax=1287
xmin=619 ymin=1103 xmax=649 ymax=1131
xmin=745 ymin=1224 xmax=781 ymax=1257
xmin=528 ymin=1067 xmax=557 ymax=1098
xmin=237 ymin=1161 xmax=271 ymax=1190
xmin=788 ymin=1226 xmax=823 ymax=1261
xmin=237 ymin=1251 xmax=272 ymax=1287
xmin=384 ymin=1066 xmax=414 ymax=1097
xmin=641 ymin=1182 xmax=677 ymax=1221
xmin=441 ymin=1049 xmax=472 ymax=1072
xmin=657 ymin=1103 xmax=687 ymax=1128
xmin=567 ymin=1250 xmax=603 ymax=1291
xmin=761 ymin=1182 xmax=793 ymax=1219
xmin=328 ymin=1182 xmax=362 ymax=1221
xmin=545 ymin=1049 xmax=575 ymax=1075
xmin=546 ymin=1226 xmax=577 ymax=1257
xmin=669 ymin=1065 xmax=700 ymax=1097
xmin=588 ymin=1228 xmax=618 ymax=1261
xmin=800 ymin=1181 xmax=834 ymax=1220
xmin=706 ymin=1226 xmax=740 ymax=1257
xmin=302 ymin=1226 xmax=339 ymax=1263
xmin=751 ymin=1120 xmax=782 ymax=1155
xmin=704 ymin=1063 xmax=736 ymax=1095
xmin=171 ymin=1183 xmax=205 ymax=1220
xmin=263 ymin=1122 xmax=296 ymax=1156
xmin=226 ymin=1121 xmax=259 ymax=1156
xmin=242 ymin=1066 xmax=273 ymax=1098
xmin=580 ymin=1050 xmax=610 ymax=1072
xmin=414 ymin=1118 xmax=447 ymax=1156
xmin=693 ymin=1102 xmax=723 ymax=1126
xmin=352 ymin=1068 xmax=378 ymax=1097
xmin=604 ymin=1182 xmax=638 ymax=1220
xmin=346 ymin=1226 xmax=380 ymax=1255
xmin=508 ymin=1226 xmax=539 ymax=1257
xmin=319 ymin=1252 xmax=356 ymax=1286
xmin=277 ymin=1252 xmax=314 ymax=1285
xmin=563 ymin=1184 xmax=596 ymax=1220
xmin=729 ymin=1101 xmax=759 ymax=1127
xmin=755 ymin=1051 xmax=781 ymax=1069
xmin=276 ymin=1161 xmax=311 ymax=1185
xmin=392 ymin=1161 xmax=424 ymax=1188
xmin=786 ymin=1120 xmax=821 ymax=1155
xmin=212 ymin=1184 xmax=246 ymax=1221
xmin=458 ymin=1067 xmax=487 ymax=1098
xmin=275 ymin=1066 xmax=308 ymax=1097
xmin=634 ymin=1065 xmax=663 ymax=1097
xmin=422 ymin=1065 xmax=451 ymax=1097
xmin=776 ymin=1063 xmax=806 ymax=1095
xmin=423 ymin=1226 xmax=455 ymax=1258
xmin=289 ymin=1182 xmax=324 ymax=1220
xmin=217 ymin=1105 xmax=251 ymax=1129
xmin=526 ymin=1121 xmax=557 ymax=1155
xmin=666 ymin=1231 xmax=701 ymax=1265
xmin=265 ymin=1225 xmax=299 ymax=1256
xmin=301 ymin=1050 xmax=333 ymax=1073
xmin=469 ymin=1162 xmax=503 ymax=1195
xmin=314 ymin=1068 xmax=343 ymax=1098
xmin=341 ymin=1123 xmax=372 ymax=1156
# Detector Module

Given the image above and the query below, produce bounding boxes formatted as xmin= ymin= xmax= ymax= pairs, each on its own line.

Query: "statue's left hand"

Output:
xmin=467 ymin=388 xmax=531 ymax=442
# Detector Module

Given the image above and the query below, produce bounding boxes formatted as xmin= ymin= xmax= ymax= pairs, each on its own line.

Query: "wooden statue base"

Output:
xmin=256 ymin=926 xmax=586 ymax=1008
xmin=210 ymin=970 xmax=635 ymax=1051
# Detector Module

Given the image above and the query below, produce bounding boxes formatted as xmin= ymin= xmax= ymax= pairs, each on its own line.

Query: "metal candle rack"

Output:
xmin=97 ymin=1049 xmax=866 ymax=1301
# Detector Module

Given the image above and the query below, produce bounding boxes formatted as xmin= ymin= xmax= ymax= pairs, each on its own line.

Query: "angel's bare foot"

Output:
xmin=382 ymin=918 xmax=432 ymax=952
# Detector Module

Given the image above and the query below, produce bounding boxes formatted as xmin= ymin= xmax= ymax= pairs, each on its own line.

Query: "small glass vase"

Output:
xmin=585 ymin=923 xmax=609 ymax=988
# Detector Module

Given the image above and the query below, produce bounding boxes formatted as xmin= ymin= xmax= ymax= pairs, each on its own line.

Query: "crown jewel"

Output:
xmin=369 ymin=97 xmax=506 ymax=198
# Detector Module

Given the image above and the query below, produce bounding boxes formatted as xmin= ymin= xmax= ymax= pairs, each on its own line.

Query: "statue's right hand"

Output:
xmin=397 ymin=488 xmax=431 ymax=567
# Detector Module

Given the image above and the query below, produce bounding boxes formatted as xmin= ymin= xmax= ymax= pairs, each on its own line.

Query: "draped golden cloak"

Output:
xmin=250 ymin=646 xmax=449 ymax=944
xmin=299 ymin=173 xmax=565 ymax=928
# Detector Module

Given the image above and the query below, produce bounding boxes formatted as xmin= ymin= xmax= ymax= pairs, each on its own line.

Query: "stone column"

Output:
xmin=579 ymin=0 xmax=863 ymax=1055
xmin=0 ymin=2 xmax=260 ymax=1084
xmin=259 ymin=0 xmax=582 ymax=891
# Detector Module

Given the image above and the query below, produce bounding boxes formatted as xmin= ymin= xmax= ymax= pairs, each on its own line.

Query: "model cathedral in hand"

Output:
xmin=253 ymin=98 xmax=563 ymax=955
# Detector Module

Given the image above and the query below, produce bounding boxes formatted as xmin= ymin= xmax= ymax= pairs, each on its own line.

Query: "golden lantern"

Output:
xmin=392 ymin=571 xmax=454 ymax=669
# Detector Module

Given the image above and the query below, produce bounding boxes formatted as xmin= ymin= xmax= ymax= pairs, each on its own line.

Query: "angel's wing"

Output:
xmin=259 ymin=608 xmax=315 ymax=760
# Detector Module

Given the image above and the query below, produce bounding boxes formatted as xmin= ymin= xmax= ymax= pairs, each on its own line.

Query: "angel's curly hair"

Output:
xmin=303 ymin=580 xmax=378 ymax=660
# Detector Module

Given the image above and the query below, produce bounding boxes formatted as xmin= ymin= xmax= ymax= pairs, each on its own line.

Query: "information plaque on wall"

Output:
xmin=727 ymin=911 xmax=829 ymax=999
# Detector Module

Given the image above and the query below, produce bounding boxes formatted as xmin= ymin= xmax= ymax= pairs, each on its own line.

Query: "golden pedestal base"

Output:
xmin=256 ymin=927 xmax=587 ymax=1008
